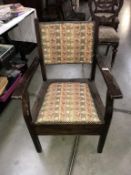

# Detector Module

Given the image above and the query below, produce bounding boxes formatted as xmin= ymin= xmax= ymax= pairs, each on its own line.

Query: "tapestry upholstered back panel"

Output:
xmin=39 ymin=22 xmax=95 ymax=64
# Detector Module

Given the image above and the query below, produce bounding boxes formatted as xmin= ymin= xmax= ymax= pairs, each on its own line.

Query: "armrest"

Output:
xmin=12 ymin=57 xmax=39 ymax=99
xmin=96 ymin=55 xmax=123 ymax=99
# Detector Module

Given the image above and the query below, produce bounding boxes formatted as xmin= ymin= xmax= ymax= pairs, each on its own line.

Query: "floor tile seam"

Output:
xmin=114 ymin=108 xmax=131 ymax=115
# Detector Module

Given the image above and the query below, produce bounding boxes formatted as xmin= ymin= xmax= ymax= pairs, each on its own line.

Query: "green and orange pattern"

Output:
xmin=40 ymin=22 xmax=94 ymax=64
xmin=36 ymin=82 xmax=101 ymax=124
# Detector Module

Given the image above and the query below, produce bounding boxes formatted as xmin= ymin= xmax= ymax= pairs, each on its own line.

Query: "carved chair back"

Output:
xmin=88 ymin=0 xmax=124 ymax=28
xmin=92 ymin=0 xmax=123 ymax=14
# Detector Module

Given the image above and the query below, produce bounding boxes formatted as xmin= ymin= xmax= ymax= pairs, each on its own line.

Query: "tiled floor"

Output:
xmin=0 ymin=0 xmax=131 ymax=175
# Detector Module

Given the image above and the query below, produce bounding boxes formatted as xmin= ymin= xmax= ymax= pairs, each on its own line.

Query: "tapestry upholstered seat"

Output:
xmin=36 ymin=82 xmax=101 ymax=124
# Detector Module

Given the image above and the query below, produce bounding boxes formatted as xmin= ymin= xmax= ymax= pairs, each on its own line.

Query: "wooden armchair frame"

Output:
xmin=12 ymin=19 xmax=122 ymax=174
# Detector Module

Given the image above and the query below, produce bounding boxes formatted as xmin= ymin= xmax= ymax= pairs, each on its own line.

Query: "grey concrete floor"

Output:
xmin=0 ymin=0 xmax=131 ymax=175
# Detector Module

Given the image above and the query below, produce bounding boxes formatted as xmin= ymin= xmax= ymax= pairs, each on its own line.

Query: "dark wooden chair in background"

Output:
xmin=41 ymin=0 xmax=63 ymax=21
xmin=88 ymin=0 xmax=124 ymax=67
xmin=13 ymin=20 xmax=122 ymax=174
xmin=61 ymin=0 xmax=86 ymax=21
xmin=88 ymin=0 xmax=124 ymax=30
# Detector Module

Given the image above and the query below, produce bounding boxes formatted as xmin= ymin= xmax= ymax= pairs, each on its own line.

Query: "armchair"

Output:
xmin=12 ymin=19 xmax=122 ymax=174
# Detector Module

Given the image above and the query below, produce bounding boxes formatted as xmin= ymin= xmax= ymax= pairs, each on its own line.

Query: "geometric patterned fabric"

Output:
xmin=36 ymin=82 xmax=101 ymax=124
xmin=39 ymin=22 xmax=94 ymax=64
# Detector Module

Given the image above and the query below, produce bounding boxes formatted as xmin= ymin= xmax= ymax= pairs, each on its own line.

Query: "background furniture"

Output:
xmin=72 ymin=0 xmax=80 ymax=11
xmin=42 ymin=0 xmax=63 ymax=21
xmin=0 ymin=7 xmax=37 ymax=60
xmin=0 ymin=7 xmax=36 ymax=39
xmin=0 ymin=44 xmax=26 ymax=112
xmin=0 ymin=7 xmax=37 ymax=111
xmin=42 ymin=0 xmax=85 ymax=21
xmin=13 ymin=20 xmax=122 ymax=174
xmin=88 ymin=0 xmax=124 ymax=30
xmin=3 ymin=0 xmax=43 ymax=21
xmin=61 ymin=0 xmax=85 ymax=21
xmin=3 ymin=0 xmax=82 ymax=21
xmin=88 ymin=0 xmax=124 ymax=67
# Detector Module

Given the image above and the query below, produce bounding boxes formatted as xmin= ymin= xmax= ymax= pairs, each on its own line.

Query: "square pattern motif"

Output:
xmin=40 ymin=23 xmax=94 ymax=64
xmin=36 ymin=82 xmax=101 ymax=124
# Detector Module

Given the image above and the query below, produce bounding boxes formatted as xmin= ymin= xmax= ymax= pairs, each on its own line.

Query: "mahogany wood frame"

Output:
xmin=12 ymin=19 xmax=122 ymax=154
